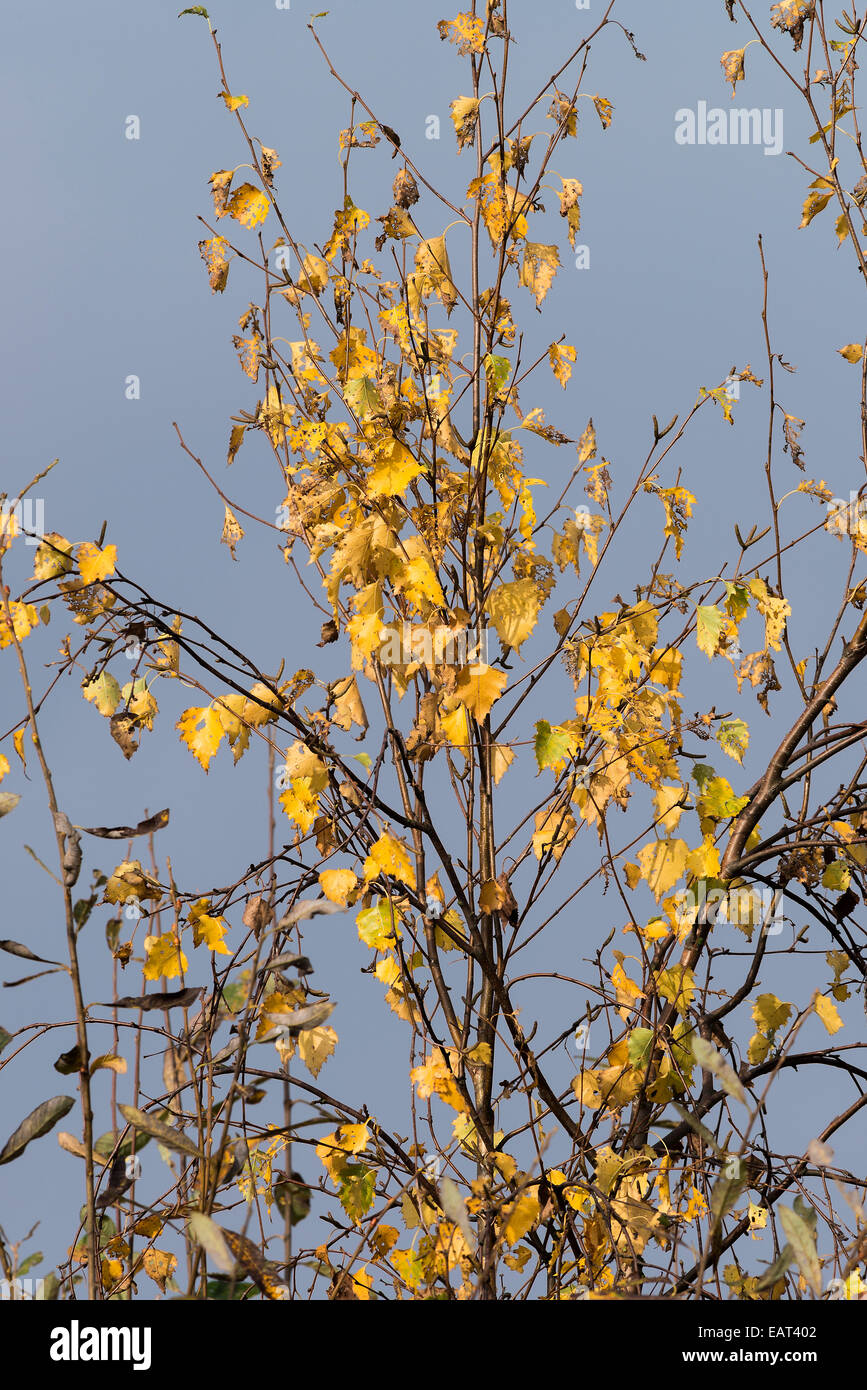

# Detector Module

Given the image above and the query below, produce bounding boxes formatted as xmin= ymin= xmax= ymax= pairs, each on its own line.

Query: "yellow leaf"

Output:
xmin=519 ymin=242 xmax=559 ymax=308
xmin=752 ymin=992 xmax=792 ymax=1035
xmin=77 ymin=542 xmax=117 ymax=586
xmin=410 ymin=1048 xmax=468 ymax=1113
xmin=503 ymin=1188 xmax=540 ymax=1245
xmin=437 ymin=13 xmax=486 ymax=54
xmin=177 ymin=705 xmax=224 ymax=771
xmin=103 ymin=859 xmax=162 ymax=904
xmin=227 ymin=183 xmax=270 ymax=229
xmin=450 ymin=95 xmax=480 ymax=151
xmin=356 ymin=900 xmax=400 ymax=950
xmin=319 ymin=869 xmax=358 ymax=907
xmin=454 ymin=664 xmax=507 ymax=721
xmin=90 ymin=1054 xmax=127 ymax=1076
xmin=532 ymin=805 xmax=577 ymax=862
xmin=636 ymin=838 xmax=689 ymax=902
xmin=279 ymin=777 xmax=321 ymax=834
xmin=142 ymin=1247 xmax=177 ymax=1292
xmin=198 ymin=235 xmax=230 ymax=293
xmin=221 ymin=505 xmax=244 ymax=560
xmin=368 ymin=438 xmax=423 ymax=498
xmin=838 ymin=343 xmax=863 ymax=363
xmin=220 ymin=93 xmax=249 ymax=111
xmin=297 ymin=1025 xmax=338 ymax=1079
xmin=363 ymin=831 xmax=416 ymax=889
xmin=654 ymin=784 xmax=686 ymax=833
xmin=549 ymin=342 xmax=577 ymax=386
xmin=12 ymin=728 xmax=26 ymax=768
xmin=486 ymin=579 xmax=542 ymax=649
xmin=800 ymin=189 xmax=832 ymax=228
xmin=188 ymin=898 xmax=231 ymax=955
xmin=143 ymin=934 xmax=188 ymax=982
xmin=577 ymin=418 xmax=597 ymax=463
xmin=721 ymin=47 xmax=746 ymax=95
xmin=0 ymin=754 xmax=8 ymax=782
xmin=812 ymin=991 xmax=843 ymax=1035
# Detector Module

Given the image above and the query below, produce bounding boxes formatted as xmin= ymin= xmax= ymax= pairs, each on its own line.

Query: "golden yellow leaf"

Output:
xmin=838 ymin=343 xmax=863 ymax=363
xmin=437 ymin=13 xmax=486 ymax=54
xmin=549 ymin=341 xmax=577 ymax=387
xmin=519 ymin=242 xmax=559 ymax=308
xmin=142 ymin=1247 xmax=177 ymax=1292
xmin=143 ymin=934 xmax=188 ymax=982
xmin=813 ymin=991 xmax=843 ymax=1035
xmin=450 ymin=96 xmax=480 ymax=151
xmin=721 ymin=48 xmax=746 ymax=95
xmin=636 ymin=838 xmax=688 ymax=902
xmin=486 ymin=578 xmax=542 ymax=649
xmin=189 ymin=898 xmax=231 ymax=955
xmin=103 ymin=859 xmax=162 ymax=904
xmin=220 ymin=93 xmax=249 ymax=111
xmin=454 ymin=664 xmax=507 ymax=721
xmin=77 ymin=543 xmax=117 ymax=586
xmin=363 ymin=830 xmax=416 ymax=888
xmin=368 ymin=438 xmax=423 ymax=497
xmin=177 ymin=705 xmax=224 ymax=771
xmin=503 ymin=1188 xmax=540 ymax=1245
xmin=297 ymin=1025 xmax=338 ymax=1079
xmin=319 ymin=869 xmax=358 ymax=906
xmin=198 ymin=235 xmax=230 ymax=293
xmin=227 ymin=183 xmax=270 ymax=229
xmin=410 ymin=1048 xmax=468 ymax=1113
xmin=532 ymin=805 xmax=577 ymax=862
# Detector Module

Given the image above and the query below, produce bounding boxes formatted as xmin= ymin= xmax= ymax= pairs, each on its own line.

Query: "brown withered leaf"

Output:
xmin=100 ymin=987 xmax=203 ymax=1012
xmin=242 ymin=895 xmax=270 ymax=936
xmin=393 ymin=168 xmax=419 ymax=208
xmin=81 ymin=808 xmax=170 ymax=840
xmin=110 ymin=714 xmax=139 ymax=759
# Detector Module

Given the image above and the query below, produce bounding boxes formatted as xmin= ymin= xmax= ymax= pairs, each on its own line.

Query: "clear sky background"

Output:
xmin=1 ymin=0 xmax=865 ymax=1295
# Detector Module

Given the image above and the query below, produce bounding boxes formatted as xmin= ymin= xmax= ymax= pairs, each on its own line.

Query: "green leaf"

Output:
xmin=709 ymin=1159 xmax=747 ymax=1230
xmin=779 ymin=1202 xmax=821 ymax=1296
xmin=534 ymin=720 xmax=573 ymax=771
xmin=483 ymin=353 xmax=512 ymax=393
xmin=178 ymin=6 xmax=210 ymax=17
xmin=627 ymin=1027 xmax=654 ymax=1069
xmin=82 ymin=672 xmax=121 ymax=717
xmin=118 ymin=1104 xmax=201 ymax=1160
xmin=205 ymin=1278 xmax=255 ymax=1300
xmin=188 ymin=1210 xmax=236 ymax=1273
xmin=352 ymin=752 xmax=372 ymax=770
xmin=723 ymin=582 xmax=749 ymax=621
xmin=691 ymin=1036 xmax=748 ymax=1105
xmin=0 ymin=1096 xmax=75 ymax=1165
xmin=718 ymin=718 xmax=750 ymax=764
xmin=344 ymin=376 xmax=383 ymax=418
xmin=755 ymin=1244 xmax=795 ymax=1291
xmin=94 ymin=1128 xmax=150 ymax=1162
xmin=272 ymin=1172 xmax=312 ymax=1226
xmin=337 ymin=1163 xmax=375 ymax=1221
xmin=696 ymin=605 xmax=724 ymax=658
xmin=17 ymin=1251 xmax=43 ymax=1276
